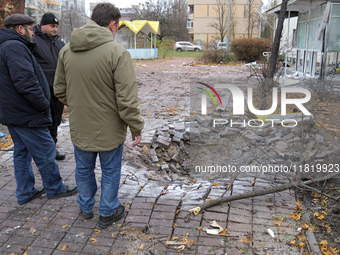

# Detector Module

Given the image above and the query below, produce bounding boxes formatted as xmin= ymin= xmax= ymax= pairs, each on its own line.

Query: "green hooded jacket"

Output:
xmin=54 ymin=20 xmax=144 ymax=151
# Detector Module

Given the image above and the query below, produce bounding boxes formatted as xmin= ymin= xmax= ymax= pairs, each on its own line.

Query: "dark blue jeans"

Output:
xmin=73 ymin=144 xmax=123 ymax=217
xmin=8 ymin=126 xmax=66 ymax=204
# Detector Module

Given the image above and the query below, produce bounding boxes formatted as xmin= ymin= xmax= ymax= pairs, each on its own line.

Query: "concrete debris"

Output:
xmin=137 ymin=110 xmax=334 ymax=177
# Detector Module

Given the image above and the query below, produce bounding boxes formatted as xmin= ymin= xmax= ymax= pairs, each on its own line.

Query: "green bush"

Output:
xmin=230 ymin=38 xmax=272 ymax=62
xmin=157 ymin=39 xmax=175 ymax=59
xmin=198 ymin=49 xmax=234 ymax=64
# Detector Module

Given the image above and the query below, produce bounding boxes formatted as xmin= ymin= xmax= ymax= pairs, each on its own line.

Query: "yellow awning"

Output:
xmin=119 ymin=20 xmax=160 ymax=35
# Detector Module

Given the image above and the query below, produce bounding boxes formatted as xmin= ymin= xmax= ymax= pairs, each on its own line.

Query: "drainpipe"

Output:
xmin=304 ymin=0 xmax=312 ymax=74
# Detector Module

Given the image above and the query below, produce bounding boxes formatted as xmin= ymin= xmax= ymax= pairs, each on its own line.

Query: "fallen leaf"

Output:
xmin=111 ymin=233 xmax=115 ymax=237
xmin=213 ymin=183 xmax=219 ymax=186
xmin=197 ymin=226 xmax=202 ymax=230
xmin=90 ymin=237 xmax=97 ymax=243
xmin=290 ymin=240 xmax=296 ymax=245
xmin=139 ymin=244 xmax=144 ymax=249
xmin=172 ymin=237 xmax=179 ymax=240
xmin=273 ymin=221 xmax=282 ymax=226
xmin=273 ymin=216 xmax=284 ymax=221
xmin=43 ymin=217 xmax=47 ymax=220
xmin=30 ymin=227 xmax=36 ymax=234
xmin=320 ymin=240 xmax=328 ymax=246
xmin=318 ymin=215 xmax=325 ymax=220
xmin=314 ymin=212 xmax=320 ymax=217
xmin=243 ymin=236 xmax=250 ymax=244
xmin=94 ymin=229 xmax=100 ymax=234
xmin=295 ymin=200 xmax=301 ymax=207
xmin=60 ymin=245 xmax=67 ymax=251
xmin=62 ymin=225 xmax=68 ymax=229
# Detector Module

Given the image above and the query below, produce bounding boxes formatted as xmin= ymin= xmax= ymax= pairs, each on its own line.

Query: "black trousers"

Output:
xmin=49 ymin=94 xmax=64 ymax=144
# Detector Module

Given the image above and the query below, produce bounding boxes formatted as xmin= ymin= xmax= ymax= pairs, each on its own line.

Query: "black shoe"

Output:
xmin=18 ymin=187 xmax=45 ymax=205
xmin=56 ymin=150 xmax=65 ymax=160
xmin=48 ymin=185 xmax=78 ymax=199
xmin=98 ymin=205 xmax=126 ymax=229
xmin=81 ymin=210 xmax=94 ymax=220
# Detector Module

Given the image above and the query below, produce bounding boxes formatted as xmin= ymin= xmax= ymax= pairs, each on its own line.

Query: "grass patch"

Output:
xmin=167 ymin=50 xmax=202 ymax=58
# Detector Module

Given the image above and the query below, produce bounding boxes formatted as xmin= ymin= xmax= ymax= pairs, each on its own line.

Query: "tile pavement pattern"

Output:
xmin=0 ymin=124 xmax=303 ymax=255
xmin=0 ymin=62 xmax=304 ymax=254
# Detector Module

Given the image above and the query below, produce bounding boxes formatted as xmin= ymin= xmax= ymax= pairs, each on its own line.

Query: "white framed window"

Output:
xmin=187 ymin=20 xmax=193 ymax=28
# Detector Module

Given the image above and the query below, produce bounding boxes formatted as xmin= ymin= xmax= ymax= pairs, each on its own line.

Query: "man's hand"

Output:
xmin=132 ymin=134 xmax=142 ymax=147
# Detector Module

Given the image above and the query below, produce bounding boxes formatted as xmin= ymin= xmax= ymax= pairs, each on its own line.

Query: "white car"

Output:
xmin=174 ymin=41 xmax=203 ymax=52
xmin=217 ymin=42 xmax=227 ymax=52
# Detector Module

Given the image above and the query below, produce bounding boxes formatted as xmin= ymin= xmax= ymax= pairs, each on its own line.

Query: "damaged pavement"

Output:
xmin=0 ymin=58 xmax=338 ymax=254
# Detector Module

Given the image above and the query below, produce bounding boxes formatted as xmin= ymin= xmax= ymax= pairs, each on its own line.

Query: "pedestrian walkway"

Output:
xmin=0 ymin=121 xmax=307 ymax=255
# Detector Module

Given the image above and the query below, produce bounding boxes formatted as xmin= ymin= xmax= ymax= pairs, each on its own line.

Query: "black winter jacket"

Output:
xmin=0 ymin=28 xmax=52 ymax=127
xmin=32 ymin=25 xmax=65 ymax=90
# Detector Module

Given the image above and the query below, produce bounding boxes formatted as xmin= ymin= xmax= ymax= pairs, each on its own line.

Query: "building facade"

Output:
xmin=188 ymin=0 xmax=263 ymax=46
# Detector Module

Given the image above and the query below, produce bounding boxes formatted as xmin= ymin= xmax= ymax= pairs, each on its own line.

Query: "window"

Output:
xmin=189 ymin=5 xmax=194 ymax=13
xmin=187 ymin=20 xmax=193 ymax=28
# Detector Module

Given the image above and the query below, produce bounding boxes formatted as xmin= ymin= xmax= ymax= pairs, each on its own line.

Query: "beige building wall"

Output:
xmin=188 ymin=0 xmax=262 ymax=45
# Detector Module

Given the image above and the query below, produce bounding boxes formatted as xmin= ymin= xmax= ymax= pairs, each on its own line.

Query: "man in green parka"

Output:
xmin=54 ymin=3 xmax=144 ymax=229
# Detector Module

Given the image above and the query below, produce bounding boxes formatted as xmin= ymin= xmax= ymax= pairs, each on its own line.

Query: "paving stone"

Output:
xmin=228 ymin=208 xmax=252 ymax=217
xmin=0 ymin=243 xmax=30 ymax=254
xmin=128 ymin=208 xmax=152 ymax=216
xmin=25 ymin=246 xmax=54 ymax=255
xmin=172 ymin=227 xmax=200 ymax=238
xmin=125 ymin=215 xmax=149 ymax=224
xmin=228 ymin=214 xmax=251 ymax=223
xmin=63 ymin=227 xmax=93 ymax=243
xmin=82 ymin=244 xmax=112 ymax=254
xmin=133 ymin=197 xmax=157 ymax=203
xmin=55 ymin=241 xmax=86 ymax=252
xmin=203 ymin=211 xmax=228 ymax=221
xmin=31 ymin=238 xmax=59 ymax=248
xmin=149 ymin=218 xmax=174 ymax=228
xmin=227 ymin=222 xmax=252 ymax=233
xmin=151 ymin=211 xmax=175 ymax=219
xmin=198 ymin=236 xmax=225 ymax=246
xmin=153 ymin=205 xmax=177 ymax=213
xmin=130 ymin=202 xmax=154 ymax=210
xmin=205 ymin=204 xmax=229 ymax=213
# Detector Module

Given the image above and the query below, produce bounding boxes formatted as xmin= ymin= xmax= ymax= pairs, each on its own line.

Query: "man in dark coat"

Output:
xmin=0 ymin=14 xmax=78 ymax=205
xmin=32 ymin=13 xmax=66 ymax=160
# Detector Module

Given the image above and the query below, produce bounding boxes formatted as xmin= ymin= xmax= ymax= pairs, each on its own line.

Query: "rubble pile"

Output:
xmin=138 ymin=122 xmax=191 ymax=175
xmin=189 ymin=113 xmax=339 ymax=178
xmin=135 ymin=112 xmax=338 ymax=178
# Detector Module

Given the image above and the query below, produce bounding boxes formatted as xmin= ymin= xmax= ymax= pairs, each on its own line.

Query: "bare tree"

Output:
xmin=59 ymin=0 xmax=88 ymax=42
xmin=209 ymin=0 xmax=228 ymax=42
xmin=244 ymin=0 xmax=260 ymax=38
xmin=133 ymin=0 xmax=188 ymax=41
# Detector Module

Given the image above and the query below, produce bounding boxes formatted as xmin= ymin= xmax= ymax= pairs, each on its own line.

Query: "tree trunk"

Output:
xmin=186 ymin=172 xmax=339 ymax=217
xmin=267 ymin=0 xmax=288 ymax=79
xmin=0 ymin=0 xmax=25 ymax=28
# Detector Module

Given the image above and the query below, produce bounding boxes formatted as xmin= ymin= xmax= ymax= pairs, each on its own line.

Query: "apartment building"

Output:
xmin=188 ymin=0 xmax=262 ymax=46
xmin=25 ymin=0 xmax=60 ymax=20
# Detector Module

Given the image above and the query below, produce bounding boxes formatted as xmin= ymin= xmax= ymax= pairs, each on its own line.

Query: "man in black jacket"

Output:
xmin=0 ymin=14 xmax=78 ymax=205
xmin=32 ymin=13 xmax=65 ymax=160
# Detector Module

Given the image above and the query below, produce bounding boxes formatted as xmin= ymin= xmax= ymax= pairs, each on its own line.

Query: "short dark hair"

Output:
xmin=91 ymin=3 xmax=121 ymax=27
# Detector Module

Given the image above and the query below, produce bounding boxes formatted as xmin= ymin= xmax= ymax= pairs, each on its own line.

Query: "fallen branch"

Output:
xmin=187 ymin=172 xmax=339 ymax=215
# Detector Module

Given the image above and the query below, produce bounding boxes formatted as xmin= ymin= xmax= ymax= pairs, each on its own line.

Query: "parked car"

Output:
xmin=216 ymin=42 xmax=227 ymax=52
xmin=174 ymin=41 xmax=203 ymax=52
